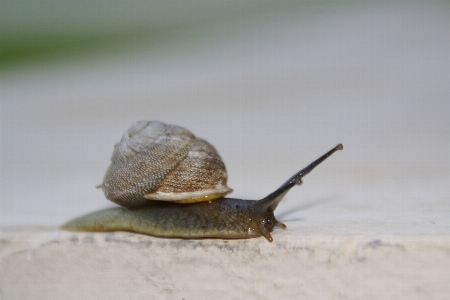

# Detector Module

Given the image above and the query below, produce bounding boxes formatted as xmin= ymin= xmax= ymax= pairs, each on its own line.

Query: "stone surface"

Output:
xmin=1 ymin=227 xmax=449 ymax=300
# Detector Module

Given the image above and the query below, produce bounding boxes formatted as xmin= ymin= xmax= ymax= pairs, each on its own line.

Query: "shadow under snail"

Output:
xmin=61 ymin=121 xmax=343 ymax=242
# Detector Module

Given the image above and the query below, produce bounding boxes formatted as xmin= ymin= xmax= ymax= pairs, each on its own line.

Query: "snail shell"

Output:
xmin=99 ymin=121 xmax=233 ymax=207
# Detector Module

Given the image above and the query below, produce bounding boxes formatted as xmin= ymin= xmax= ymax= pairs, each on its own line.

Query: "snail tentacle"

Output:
xmin=257 ymin=144 xmax=343 ymax=212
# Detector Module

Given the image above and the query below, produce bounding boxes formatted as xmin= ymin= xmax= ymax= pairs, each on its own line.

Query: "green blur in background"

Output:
xmin=1 ymin=0 xmax=325 ymax=66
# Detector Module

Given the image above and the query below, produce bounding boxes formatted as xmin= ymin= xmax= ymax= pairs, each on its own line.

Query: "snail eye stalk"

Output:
xmin=258 ymin=144 xmax=343 ymax=212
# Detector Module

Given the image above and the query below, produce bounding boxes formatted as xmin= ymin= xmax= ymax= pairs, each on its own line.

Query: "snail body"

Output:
xmin=60 ymin=197 xmax=282 ymax=241
xmin=61 ymin=121 xmax=343 ymax=242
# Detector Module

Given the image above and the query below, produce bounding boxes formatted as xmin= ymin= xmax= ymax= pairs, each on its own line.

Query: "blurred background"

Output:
xmin=1 ymin=1 xmax=449 ymax=227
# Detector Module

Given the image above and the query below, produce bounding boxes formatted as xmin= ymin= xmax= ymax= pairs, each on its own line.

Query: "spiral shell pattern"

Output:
xmin=100 ymin=121 xmax=233 ymax=207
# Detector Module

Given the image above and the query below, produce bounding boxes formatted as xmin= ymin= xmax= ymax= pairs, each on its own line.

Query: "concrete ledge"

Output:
xmin=1 ymin=227 xmax=449 ymax=299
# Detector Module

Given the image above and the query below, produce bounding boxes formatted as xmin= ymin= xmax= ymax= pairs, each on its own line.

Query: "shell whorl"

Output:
xmin=101 ymin=121 xmax=233 ymax=207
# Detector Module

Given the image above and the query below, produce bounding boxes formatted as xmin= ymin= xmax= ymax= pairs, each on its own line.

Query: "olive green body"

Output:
xmin=61 ymin=198 xmax=281 ymax=241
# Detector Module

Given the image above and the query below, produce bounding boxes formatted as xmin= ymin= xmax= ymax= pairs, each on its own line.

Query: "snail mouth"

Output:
xmin=257 ymin=208 xmax=286 ymax=242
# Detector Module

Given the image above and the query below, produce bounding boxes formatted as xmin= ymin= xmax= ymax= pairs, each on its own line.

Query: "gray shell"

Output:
xmin=100 ymin=121 xmax=233 ymax=207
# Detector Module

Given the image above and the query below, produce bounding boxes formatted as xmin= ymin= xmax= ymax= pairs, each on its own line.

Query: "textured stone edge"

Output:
xmin=1 ymin=227 xmax=450 ymax=300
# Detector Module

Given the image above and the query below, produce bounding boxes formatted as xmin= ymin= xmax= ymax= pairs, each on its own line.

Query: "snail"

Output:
xmin=61 ymin=121 xmax=343 ymax=242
